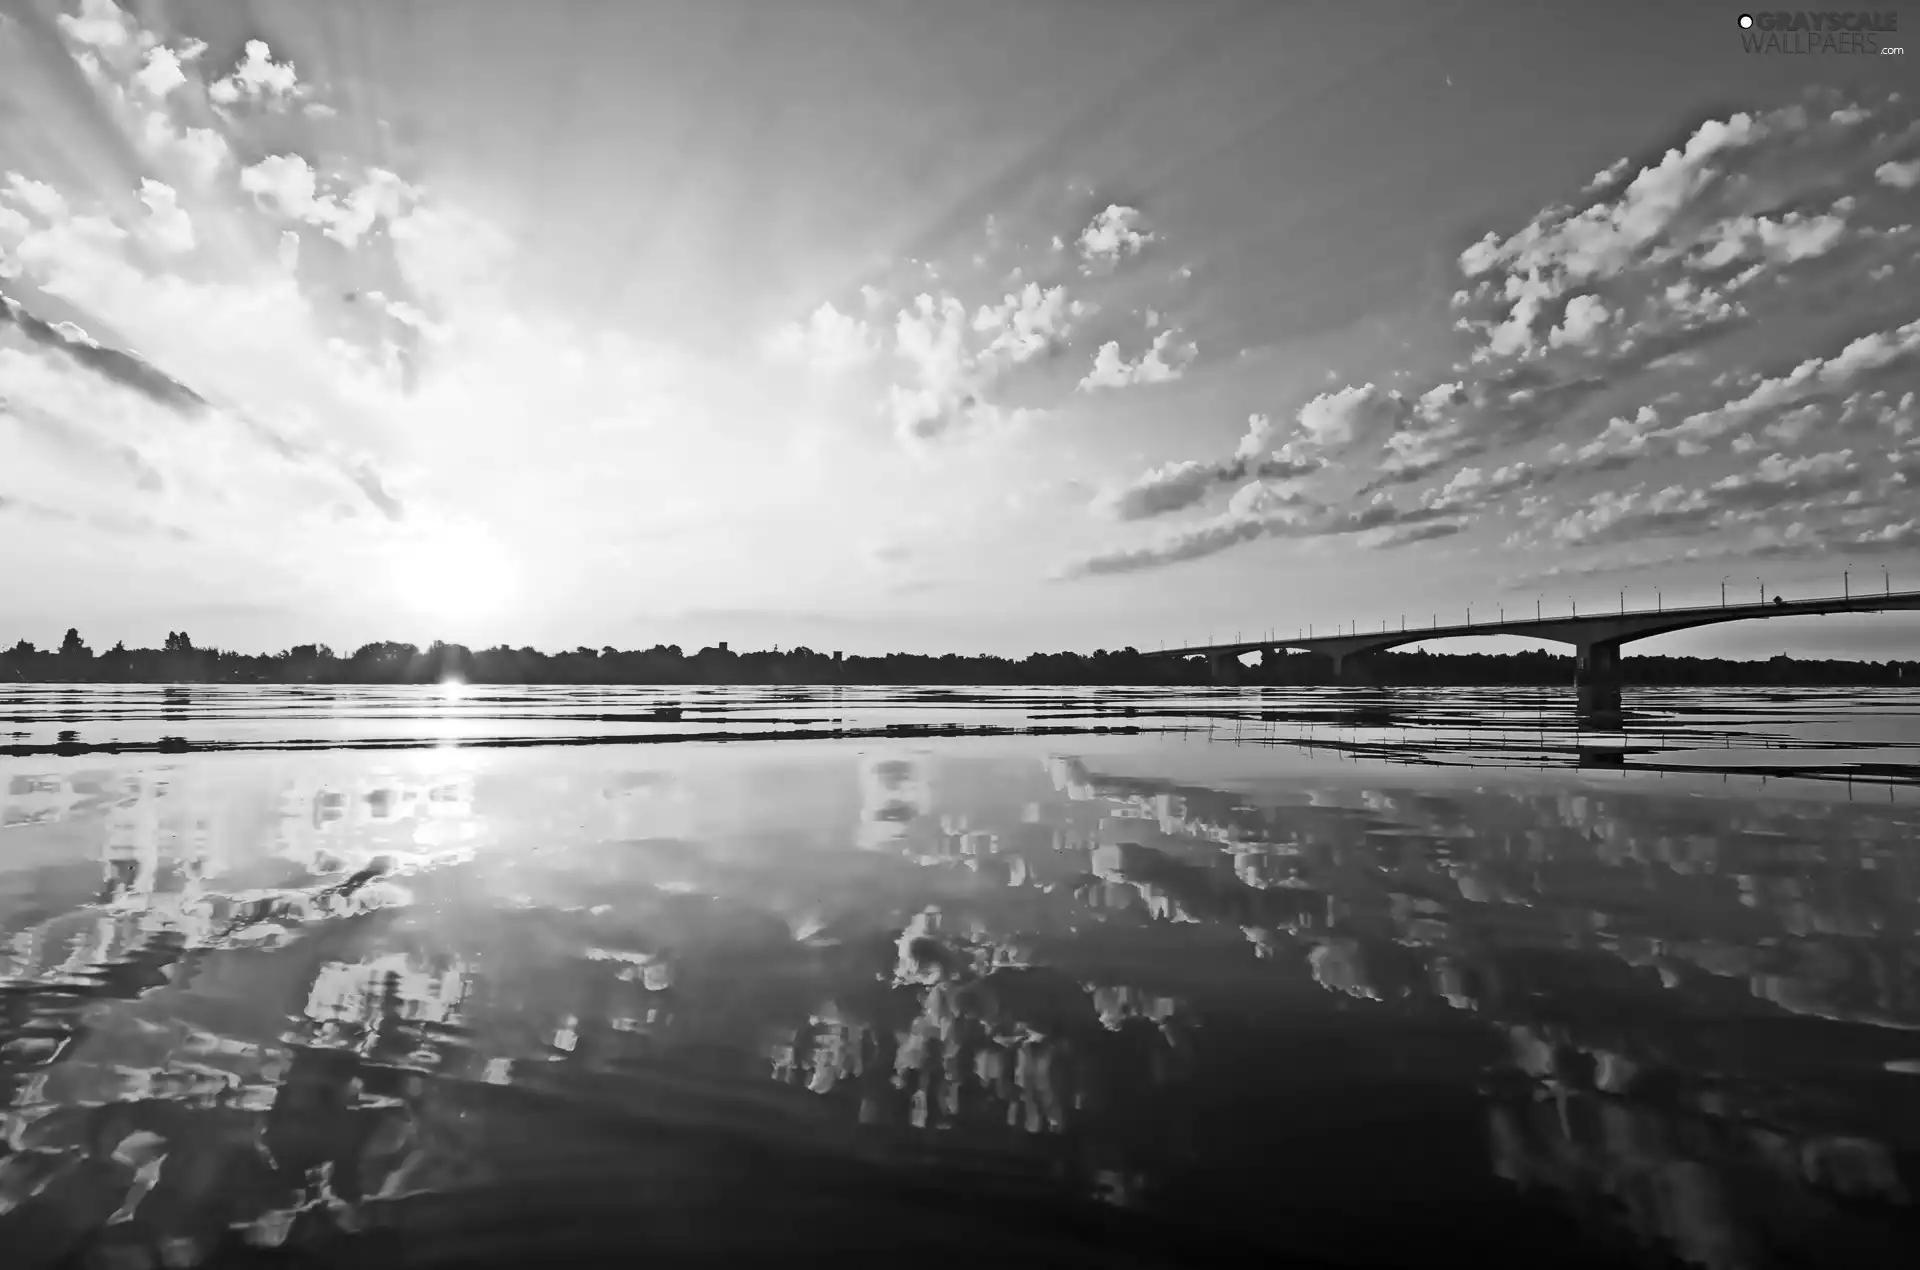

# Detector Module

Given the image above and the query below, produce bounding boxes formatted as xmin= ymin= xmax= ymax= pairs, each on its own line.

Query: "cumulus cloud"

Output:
xmin=1876 ymin=159 xmax=1920 ymax=189
xmin=882 ymin=278 xmax=1091 ymax=444
xmin=1543 ymin=450 xmax=1866 ymax=547
xmin=1548 ymin=484 xmax=1716 ymax=546
xmin=208 ymin=40 xmax=300 ymax=108
xmin=1419 ymin=461 xmax=1535 ymax=512
xmin=136 ymin=179 xmax=194 ymax=254
xmin=1061 ymin=95 xmax=1920 ymax=580
xmin=1296 ymin=383 xmax=1413 ymax=450
xmin=42 ymin=14 xmax=232 ymax=187
xmin=1064 ymin=491 xmax=1452 ymax=577
xmin=239 ymin=155 xmax=412 ymax=247
xmin=972 ymin=281 xmax=1084 ymax=364
xmin=768 ymin=301 xmax=876 ymax=371
xmin=1077 ymin=329 xmax=1194 ymax=391
xmin=1093 ymin=414 xmax=1321 ymax=521
xmin=1459 ymin=111 xmax=1769 ymax=288
xmin=888 ymin=292 xmax=976 ymax=441
xmin=1077 ymin=204 xmax=1153 ymax=266
xmin=131 ymin=44 xmax=189 ymax=98
xmin=1542 ymin=405 xmax=1661 ymax=473
xmin=1659 ymin=316 xmax=1920 ymax=454
xmin=55 ymin=0 xmax=130 ymax=49
xmin=1451 ymin=103 xmax=1900 ymax=372
xmin=1547 ymin=294 xmax=1610 ymax=348
xmin=1689 ymin=205 xmax=1850 ymax=269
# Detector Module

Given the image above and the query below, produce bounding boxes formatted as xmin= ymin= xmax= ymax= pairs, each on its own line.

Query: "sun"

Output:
xmin=383 ymin=525 xmax=519 ymax=629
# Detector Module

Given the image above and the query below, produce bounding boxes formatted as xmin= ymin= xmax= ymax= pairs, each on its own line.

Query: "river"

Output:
xmin=3 ymin=685 xmax=1919 ymax=1267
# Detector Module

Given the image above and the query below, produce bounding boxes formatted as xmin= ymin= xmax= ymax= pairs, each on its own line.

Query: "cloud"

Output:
xmin=131 ymin=44 xmax=189 ymax=98
xmin=3 ymin=0 xmax=798 ymax=632
xmin=347 ymin=459 xmax=406 ymax=521
xmin=1066 ymin=501 xmax=1287 ymax=577
xmin=136 ymin=179 xmax=194 ymax=254
xmin=1876 ymin=159 xmax=1920 ymax=189
xmin=4 ymin=285 xmax=409 ymax=525
xmin=1546 ymin=294 xmax=1610 ymax=349
xmin=1450 ymin=102 xmax=1901 ymax=371
xmin=1658 ymin=315 xmax=1920 ymax=454
xmin=1543 ymin=449 xmax=1866 ymax=547
xmin=1063 ymin=490 xmax=1454 ymax=577
xmin=239 ymin=155 xmax=412 ymax=247
xmin=972 ymin=281 xmax=1084 ymax=364
xmin=1459 ymin=111 xmax=1770 ymax=288
xmin=1296 ymin=382 xmax=1413 ymax=450
xmin=1060 ymin=95 xmax=1919 ymax=581
xmin=883 ymin=280 xmax=1091 ymax=444
xmin=7 ymin=174 xmax=68 ymax=221
xmin=55 ymin=0 xmax=130 ymax=50
xmin=1419 ymin=461 xmax=1535 ymax=512
xmin=1541 ymin=405 xmax=1661 ymax=473
xmin=1689 ymin=205 xmax=1850 ymax=269
xmin=888 ymin=292 xmax=975 ymax=440
xmin=1092 ymin=413 xmax=1321 ymax=521
xmin=208 ymin=40 xmax=300 ymax=108
xmin=1076 ymin=328 xmax=1194 ymax=391
xmin=1547 ymin=484 xmax=1716 ymax=546
xmin=1 ymin=290 xmax=204 ymax=413
xmin=1077 ymin=204 xmax=1153 ymax=266
xmin=768 ymin=301 xmax=876 ymax=371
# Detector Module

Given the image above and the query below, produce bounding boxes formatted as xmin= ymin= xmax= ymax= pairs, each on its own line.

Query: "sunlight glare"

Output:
xmin=384 ymin=525 xmax=520 ymax=628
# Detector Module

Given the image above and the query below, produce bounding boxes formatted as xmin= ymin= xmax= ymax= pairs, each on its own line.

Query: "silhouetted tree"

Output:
xmin=0 ymin=628 xmax=1914 ymax=687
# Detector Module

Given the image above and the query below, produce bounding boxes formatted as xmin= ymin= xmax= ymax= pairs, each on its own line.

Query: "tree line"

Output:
xmin=3 ymin=629 xmax=1915 ymax=687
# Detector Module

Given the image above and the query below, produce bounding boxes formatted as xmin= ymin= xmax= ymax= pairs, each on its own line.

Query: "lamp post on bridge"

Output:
xmin=1656 ymin=587 xmax=1662 ymax=612
xmin=1755 ymin=577 xmax=1763 ymax=605
xmin=1619 ymin=588 xmax=1625 ymax=615
xmin=1844 ymin=569 xmax=1850 ymax=599
xmin=1536 ymin=597 xmax=1542 ymax=620
xmin=1886 ymin=566 xmax=1893 ymax=596
xmin=1721 ymin=575 xmax=1728 ymax=608
xmin=1570 ymin=596 xmax=1576 ymax=616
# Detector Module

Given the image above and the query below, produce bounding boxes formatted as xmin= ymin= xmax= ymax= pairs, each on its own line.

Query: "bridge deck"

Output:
xmin=1149 ymin=588 xmax=1920 ymax=661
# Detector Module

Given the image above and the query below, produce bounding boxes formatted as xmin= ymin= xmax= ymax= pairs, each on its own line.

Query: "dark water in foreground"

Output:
xmin=3 ymin=685 xmax=1920 ymax=1268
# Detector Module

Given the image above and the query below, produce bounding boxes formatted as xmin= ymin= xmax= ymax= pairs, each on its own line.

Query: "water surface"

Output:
xmin=3 ymin=685 xmax=1920 ymax=1267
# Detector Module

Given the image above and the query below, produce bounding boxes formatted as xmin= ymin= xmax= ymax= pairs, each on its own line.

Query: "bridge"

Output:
xmin=1148 ymin=587 xmax=1920 ymax=709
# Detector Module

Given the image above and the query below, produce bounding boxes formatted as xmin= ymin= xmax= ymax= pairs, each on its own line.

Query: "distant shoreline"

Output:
xmin=4 ymin=631 xmax=1916 ymax=689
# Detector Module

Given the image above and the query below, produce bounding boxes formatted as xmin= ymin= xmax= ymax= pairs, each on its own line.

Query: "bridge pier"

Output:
xmin=1574 ymin=639 xmax=1623 ymax=713
xmin=1207 ymin=653 xmax=1242 ymax=687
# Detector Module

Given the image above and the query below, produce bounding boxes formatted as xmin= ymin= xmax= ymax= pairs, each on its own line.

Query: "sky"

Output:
xmin=1 ymin=0 xmax=1917 ymax=661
